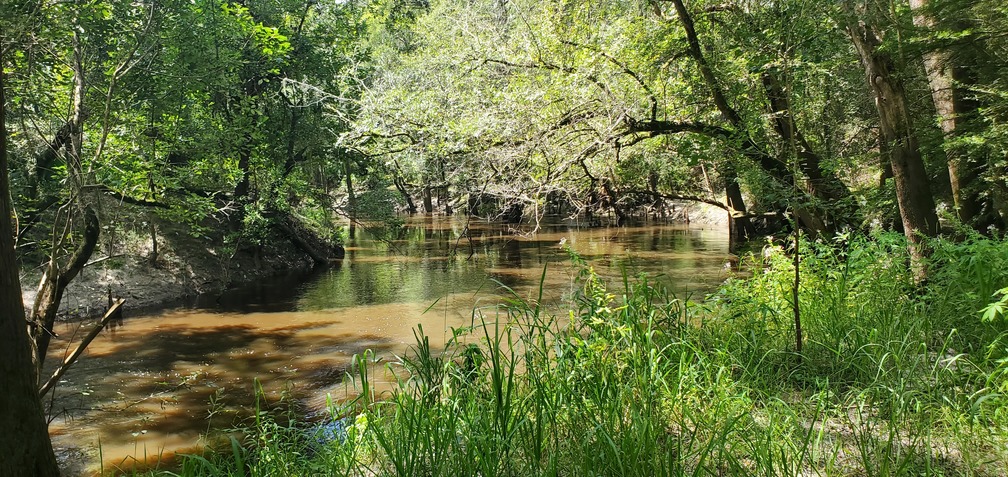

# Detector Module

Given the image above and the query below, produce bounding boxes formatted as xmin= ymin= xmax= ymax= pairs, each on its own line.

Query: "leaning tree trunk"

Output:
xmin=849 ymin=20 xmax=939 ymax=281
xmin=909 ymin=0 xmax=983 ymax=226
xmin=0 ymin=45 xmax=61 ymax=477
xmin=670 ymin=0 xmax=831 ymax=234
xmin=761 ymin=71 xmax=853 ymax=205
xmin=395 ymin=178 xmax=417 ymax=214
xmin=32 ymin=207 xmax=100 ymax=370
xmin=32 ymin=36 xmax=102 ymax=370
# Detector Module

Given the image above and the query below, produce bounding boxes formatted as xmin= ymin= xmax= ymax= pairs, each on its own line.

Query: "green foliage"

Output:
xmin=353 ymin=174 xmax=404 ymax=229
xmin=981 ymin=288 xmax=1008 ymax=323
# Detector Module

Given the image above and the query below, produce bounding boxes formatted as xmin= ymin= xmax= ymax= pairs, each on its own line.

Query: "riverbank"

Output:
xmin=39 ymin=219 xmax=731 ymax=476
xmin=20 ymin=205 xmax=325 ymax=321
xmin=22 ymin=204 xmax=727 ymax=322
xmin=147 ymin=232 xmax=1008 ymax=477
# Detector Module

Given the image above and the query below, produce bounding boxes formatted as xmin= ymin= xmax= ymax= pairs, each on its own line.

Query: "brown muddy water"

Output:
xmin=43 ymin=217 xmax=731 ymax=475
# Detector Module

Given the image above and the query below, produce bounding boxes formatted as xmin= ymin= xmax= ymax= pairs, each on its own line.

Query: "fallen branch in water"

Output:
xmin=38 ymin=298 xmax=125 ymax=398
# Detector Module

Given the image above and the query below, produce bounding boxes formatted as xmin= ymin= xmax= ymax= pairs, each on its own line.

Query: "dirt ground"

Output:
xmin=20 ymin=206 xmax=319 ymax=321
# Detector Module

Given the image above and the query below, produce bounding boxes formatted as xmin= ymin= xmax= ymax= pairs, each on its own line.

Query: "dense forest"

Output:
xmin=3 ymin=0 xmax=1008 ymax=475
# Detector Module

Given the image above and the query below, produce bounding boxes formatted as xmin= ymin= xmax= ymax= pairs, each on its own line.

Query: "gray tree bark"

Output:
xmin=848 ymin=19 xmax=939 ymax=281
xmin=909 ymin=0 xmax=982 ymax=225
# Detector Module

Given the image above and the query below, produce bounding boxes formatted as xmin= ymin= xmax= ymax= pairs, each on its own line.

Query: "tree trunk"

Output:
xmin=761 ymin=71 xmax=853 ymax=204
xmin=67 ymin=31 xmax=86 ymax=190
xmin=723 ymin=162 xmax=755 ymax=249
xmin=282 ymin=109 xmax=301 ymax=176
xmin=28 ymin=121 xmax=73 ymax=202
xmin=344 ymin=152 xmax=356 ymax=239
xmin=670 ymin=0 xmax=830 ymax=233
xmin=395 ymin=178 xmax=417 ymax=214
xmin=32 ymin=40 xmax=102 ymax=366
xmin=909 ymin=0 xmax=982 ymax=225
xmin=439 ymin=159 xmax=452 ymax=214
xmin=234 ymin=142 xmax=252 ymax=200
xmin=32 ymin=207 xmax=100 ymax=370
xmin=0 ymin=44 xmax=61 ymax=477
xmin=422 ymin=186 xmax=433 ymax=213
xmin=879 ymin=154 xmax=894 ymax=189
xmin=391 ymin=161 xmax=416 ymax=214
xmin=601 ymin=178 xmax=628 ymax=226
xmin=848 ymin=20 xmax=939 ymax=281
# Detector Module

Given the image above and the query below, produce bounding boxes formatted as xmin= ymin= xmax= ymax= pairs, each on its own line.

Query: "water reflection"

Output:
xmin=45 ymin=217 xmax=729 ymax=475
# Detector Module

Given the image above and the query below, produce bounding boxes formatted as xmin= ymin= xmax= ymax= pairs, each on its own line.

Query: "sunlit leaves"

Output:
xmin=222 ymin=2 xmax=292 ymax=60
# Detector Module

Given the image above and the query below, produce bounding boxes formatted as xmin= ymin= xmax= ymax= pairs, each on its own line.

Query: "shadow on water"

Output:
xmin=191 ymin=267 xmax=332 ymax=313
xmin=45 ymin=216 xmax=731 ymax=475
xmin=47 ymin=310 xmax=401 ymax=474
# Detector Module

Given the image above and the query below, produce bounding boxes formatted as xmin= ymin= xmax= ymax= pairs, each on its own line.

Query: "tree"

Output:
xmin=909 ymin=0 xmax=982 ymax=225
xmin=845 ymin=1 xmax=939 ymax=280
xmin=906 ymin=0 xmax=1008 ymax=231
xmin=349 ymin=0 xmax=875 ymax=238
xmin=0 ymin=13 xmax=61 ymax=472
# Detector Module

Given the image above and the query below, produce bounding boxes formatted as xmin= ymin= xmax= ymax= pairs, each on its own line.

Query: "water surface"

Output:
xmin=45 ymin=217 xmax=730 ymax=474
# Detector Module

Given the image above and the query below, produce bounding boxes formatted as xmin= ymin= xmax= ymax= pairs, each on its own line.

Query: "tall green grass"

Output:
xmin=153 ymin=232 xmax=1008 ymax=477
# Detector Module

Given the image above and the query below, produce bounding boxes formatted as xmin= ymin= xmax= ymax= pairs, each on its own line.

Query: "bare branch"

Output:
xmin=38 ymin=299 xmax=125 ymax=398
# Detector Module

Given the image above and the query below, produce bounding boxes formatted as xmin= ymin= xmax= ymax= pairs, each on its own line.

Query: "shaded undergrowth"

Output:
xmin=152 ymin=232 xmax=1008 ymax=476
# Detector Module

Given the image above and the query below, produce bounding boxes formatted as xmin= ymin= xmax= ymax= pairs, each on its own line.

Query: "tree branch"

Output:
xmin=621 ymin=189 xmax=732 ymax=212
xmin=38 ymin=299 xmax=125 ymax=398
xmin=559 ymin=39 xmax=660 ymax=120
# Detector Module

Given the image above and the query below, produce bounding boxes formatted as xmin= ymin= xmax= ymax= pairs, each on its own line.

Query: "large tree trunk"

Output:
xmin=0 ymin=44 xmax=61 ymax=477
xmin=848 ymin=20 xmax=939 ymax=281
xmin=909 ymin=0 xmax=983 ymax=225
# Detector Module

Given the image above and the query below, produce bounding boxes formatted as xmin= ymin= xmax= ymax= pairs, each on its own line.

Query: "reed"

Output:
xmin=151 ymin=233 xmax=1008 ymax=477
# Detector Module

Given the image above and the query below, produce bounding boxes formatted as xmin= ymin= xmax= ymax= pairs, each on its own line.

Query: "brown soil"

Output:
xmin=20 ymin=204 xmax=320 ymax=322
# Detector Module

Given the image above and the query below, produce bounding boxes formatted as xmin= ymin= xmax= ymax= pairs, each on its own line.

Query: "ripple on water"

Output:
xmin=45 ymin=218 xmax=730 ymax=475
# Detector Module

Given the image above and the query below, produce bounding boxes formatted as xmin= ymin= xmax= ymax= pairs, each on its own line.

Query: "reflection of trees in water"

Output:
xmin=297 ymin=254 xmax=489 ymax=310
xmin=500 ymin=239 xmax=522 ymax=269
xmin=50 ymin=221 xmax=733 ymax=467
xmin=532 ymin=240 xmax=548 ymax=267
xmin=46 ymin=320 xmax=397 ymax=454
xmin=296 ymin=222 xmax=730 ymax=310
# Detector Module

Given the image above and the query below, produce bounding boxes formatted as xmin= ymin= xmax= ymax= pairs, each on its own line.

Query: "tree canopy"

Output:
xmin=3 ymin=0 xmax=1008 ymax=470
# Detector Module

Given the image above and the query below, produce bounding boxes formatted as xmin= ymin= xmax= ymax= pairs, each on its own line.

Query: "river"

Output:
xmin=44 ymin=217 xmax=731 ymax=475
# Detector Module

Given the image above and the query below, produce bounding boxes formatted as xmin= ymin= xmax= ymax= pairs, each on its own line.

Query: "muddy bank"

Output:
xmin=20 ymin=202 xmax=725 ymax=321
xmin=20 ymin=208 xmax=324 ymax=321
xmin=671 ymin=201 xmax=729 ymax=226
